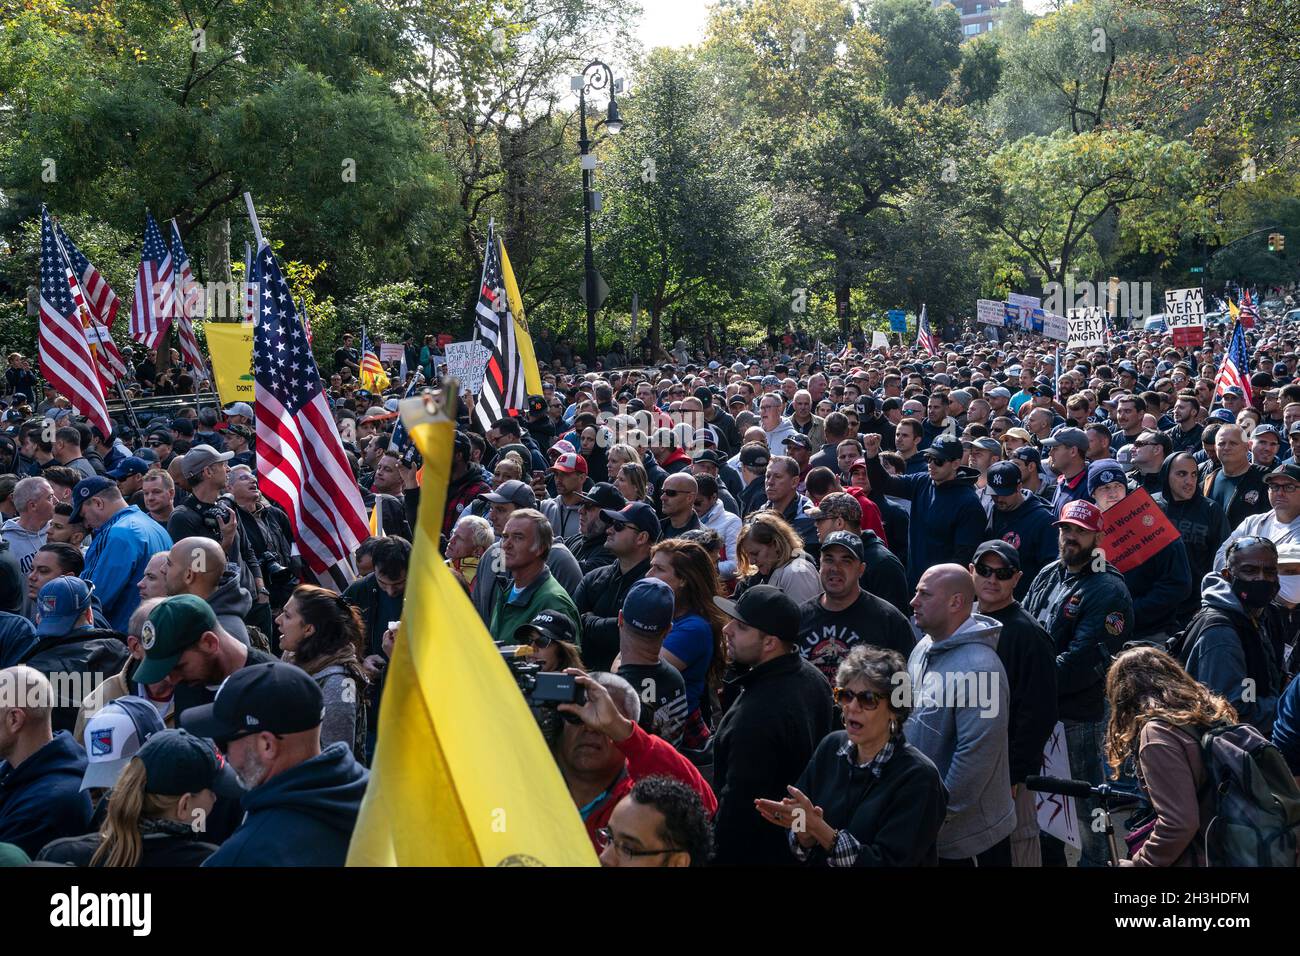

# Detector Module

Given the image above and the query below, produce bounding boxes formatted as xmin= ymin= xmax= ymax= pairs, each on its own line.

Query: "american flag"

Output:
xmin=1239 ymin=288 xmax=1258 ymax=329
xmin=251 ymin=242 xmax=368 ymax=579
xmin=130 ymin=213 xmax=174 ymax=348
xmin=471 ymin=222 xmax=526 ymax=431
xmin=37 ymin=208 xmax=112 ymax=436
xmin=1214 ymin=320 xmax=1253 ymax=406
xmin=167 ymin=222 xmax=209 ymax=379
xmin=53 ymin=222 xmax=127 ymax=389
xmin=916 ymin=303 xmax=937 ymax=355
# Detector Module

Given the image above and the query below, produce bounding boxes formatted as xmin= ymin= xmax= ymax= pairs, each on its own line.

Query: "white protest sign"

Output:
xmin=1008 ymin=293 xmax=1040 ymax=331
xmin=443 ymin=340 xmax=492 ymax=395
xmin=380 ymin=343 xmax=405 ymax=363
xmin=1067 ymin=307 xmax=1107 ymax=348
xmin=1164 ymin=287 xmax=1205 ymax=347
xmin=1035 ymin=722 xmax=1081 ymax=849
xmin=977 ymin=299 xmax=1005 ymax=326
xmin=871 ymin=331 xmax=889 ymax=349
xmin=1042 ymin=312 xmax=1069 ymax=342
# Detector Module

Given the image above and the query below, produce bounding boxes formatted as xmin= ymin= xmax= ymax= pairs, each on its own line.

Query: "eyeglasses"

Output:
xmin=974 ymin=563 xmax=1017 ymax=581
xmin=1269 ymin=483 xmax=1299 ymax=494
xmin=832 ymin=687 xmax=884 ymax=710
xmin=594 ymin=827 xmax=683 ymax=859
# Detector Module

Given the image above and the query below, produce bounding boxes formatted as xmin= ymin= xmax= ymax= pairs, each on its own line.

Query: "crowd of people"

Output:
xmin=2 ymin=308 xmax=1300 ymax=869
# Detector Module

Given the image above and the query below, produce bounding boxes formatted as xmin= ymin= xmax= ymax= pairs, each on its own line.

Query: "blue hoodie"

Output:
xmin=203 ymin=742 xmax=368 ymax=867
xmin=0 ymin=731 xmax=92 ymax=857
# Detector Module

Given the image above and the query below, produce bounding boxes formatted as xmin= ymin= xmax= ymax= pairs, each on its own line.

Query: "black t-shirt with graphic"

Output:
xmin=797 ymin=590 xmax=915 ymax=683
xmin=617 ymin=660 xmax=688 ymax=749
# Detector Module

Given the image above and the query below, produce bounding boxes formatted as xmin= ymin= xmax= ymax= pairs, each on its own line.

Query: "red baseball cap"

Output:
xmin=1054 ymin=500 xmax=1103 ymax=533
xmin=550 ymin=452 xmax=588 ymax=475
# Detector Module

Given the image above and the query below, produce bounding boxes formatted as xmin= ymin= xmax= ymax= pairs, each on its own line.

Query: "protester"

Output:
xmin=574 ymin=502 xmax=657 ymax=671
xmin=734 ymin=511 xmax=822 ymax=605
xmin=486 ymin=509 xmax=581 ymax=645
xmin=598 ymin=775 xmax=714 ymax=867
xmin=74 ymin=476 xmax=173 ymax=633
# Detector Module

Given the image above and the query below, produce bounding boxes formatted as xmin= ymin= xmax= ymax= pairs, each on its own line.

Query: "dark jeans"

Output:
xmin=940 ymin=834 xmax=1012 ymax=867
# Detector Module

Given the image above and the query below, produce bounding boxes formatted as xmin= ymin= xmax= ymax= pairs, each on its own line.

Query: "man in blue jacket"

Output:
xmin=73 ymin=476 xmax=173 ymax=633
xmin=863 ymin=433 xmax=986 ymax=589
xmin=0 ymin=666 xmax=92 ymax=857
xmin=184 ymin=661 xmax=368 ymax=866
xmin=986 ymin=462 xmax=1059 ymax=600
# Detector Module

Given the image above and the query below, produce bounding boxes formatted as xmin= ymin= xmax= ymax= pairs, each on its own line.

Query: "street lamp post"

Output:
xmin=576 ymin=59 xmax=622 ymax=367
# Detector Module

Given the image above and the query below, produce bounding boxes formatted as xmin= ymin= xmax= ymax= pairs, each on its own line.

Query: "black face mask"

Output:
xmin=1232 ymin=577 xmax=1280 ymax=609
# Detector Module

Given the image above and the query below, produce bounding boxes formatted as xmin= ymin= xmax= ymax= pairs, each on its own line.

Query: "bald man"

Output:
xmin=904 ymin=564 xmax=1014 ymax=867
xmin=164 ymin=537 xmax=253 ymax=646
xmin=0 ymin=666 xmax=92 ymax=856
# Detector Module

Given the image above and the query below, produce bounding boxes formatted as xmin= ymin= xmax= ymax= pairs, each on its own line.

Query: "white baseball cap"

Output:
xmin=81 ymin=697 xmax=167 ymax=791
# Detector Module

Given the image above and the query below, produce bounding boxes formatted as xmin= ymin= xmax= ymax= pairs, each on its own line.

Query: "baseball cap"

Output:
xmin=1055 ymin=499 xmax=1104 ymax=533
xmin=1209 ymin=408 xmax=1236 ymax=423
xmin=106 ymin=456 xmax=150 ymax=480
xmin=550 ymin=452 xmax=588 ymax=475
xmin=693 ymin=386 xmax=714 ymax=404
xmin=181 ymin=443 xmax=234 ymax=479
xmin=498 ymin=443 xmax=531 ymax=465
xmin=1011 ymin=445 xmax=1041 ymax=465
xmin=1041 ymin=427 xmax=1089 ymax=452
xmin=170 ymin=418 xmax=195 ymax=437
xmin=599 ymin=501 xmax=660 ymax=540
xmin=740 ymin=445 xmax=770 ymax=469
xmin=806 ymin=492 xmax=859 ymax=521
xmin=974 ymin=539 xmax=1021 ymax=570
xmin=1087 ymin=458 xmax=1127 ymax=496
xmin=34 ymin=577 xmax=94 ymax=637
xmin=181 ymin=661 xmax=325 ymax=745
xmin=134 ymin=595 xmax=220 ymax=685
xmin=80 ymin=697 xmax=167 ymax=791
xmin=147 ymin=428 xmax=173 ymax=445
xmin=694 ymin=449 xmax=727 ymax=467
xmin=1289 ymin=422 xmax=1300 ymax=437
xmin=924 ymin=435 xmax=964 ymax=462
xmin=575 ymin=482 xmax=626 ymax=511
xmin=477 ymin=479 xmax=538 ymax=509
xmin=988 ymin=386 xmax=1012 ymax=399
xmin=548 ymin=439 xmax=576 ymax=458
xmin=964 ymin=436 xmax=1002 ymax=453
xmin=986 ymin=461 xmax=1022 ymax=495
xmin=782 ymin=434 xmax=812 ymax=450
xmin=1253 ymin=424 xmax=1280 ymax=439
xmin=67 ymin=475 xmax=117 ymax=524
xmin=820 ymin=530 xmax=865 ymax=562
xmin=135 ymin=448 xmax=160 ymax=465
xmin=223 ymin=402 xmax=254 ymax=419
xmin=621 ymin=578 xmax=676 ymax=634
xmin=514 ymin=609 xmax=578 ymax=648
xmin=712 ymin=584 xmax=800 ymax=644
xmin=727 ymin=394 xmax=749 ymax=408
xmin=1266 ymin=462 xmax=1300 ymax=484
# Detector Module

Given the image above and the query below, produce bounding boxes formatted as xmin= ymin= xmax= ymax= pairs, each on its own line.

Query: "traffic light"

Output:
xmin=1268 ymin=232 xmax=1286 ymax=254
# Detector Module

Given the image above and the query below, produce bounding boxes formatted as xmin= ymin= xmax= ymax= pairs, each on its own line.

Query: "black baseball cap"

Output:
xmin=137 ymin=729 xmax=244 ymax=799
xmin=820 ymin=530 xmax=865 ymax=562
xmin=600 ymin=501 xmax=661 ymax=539
xmin=1266 ymin=462 xmax=1300 ymax=483
xmin=514 ymin=609 xmax=578 ymax=647
xmin=694 ymin=449 xmax=727 ymax=466
xmin=713 ymin=584 xmax=800 ymax=644
xmin=576 ymin=482 xmax=626 ymax=511
xmin=923 ymin=434 xmax=964 ymax=462
xmin=974 ymin=539 xmax=1021 ymax=570
xmin=181 ymin=661 xmax=324 ymax=745
xmin=782 ymin=434 xmax=812 ymax=450
xmin=739 ymin=445 xmax=770 ymax=469
xmin=986 ymin=461 xmax=1022 ymax=495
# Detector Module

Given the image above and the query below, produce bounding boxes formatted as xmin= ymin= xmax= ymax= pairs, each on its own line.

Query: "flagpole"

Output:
xmin=243 ymin=193 xmax=266 ymax=249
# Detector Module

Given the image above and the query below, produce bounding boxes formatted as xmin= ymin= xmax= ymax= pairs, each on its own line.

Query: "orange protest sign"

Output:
xmin=1099 ymin=488 xmax=1181 ymax=573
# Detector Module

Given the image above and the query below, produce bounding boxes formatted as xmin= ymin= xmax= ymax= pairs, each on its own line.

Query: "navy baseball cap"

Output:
xmin=1011 ymin=445 xmax=1042 ymax=465
xmin=621 ymin=578 xmax=676 ymax=634
xmin=34 ymin=577 xmax=93 ymax=637
xmin=67 ymin=475 xmax=117 ymax=524
xmin=1210 ymin=408 xmax=1236 ymax=423
xmin=137 ymin=729 xmax=244 ymax=799
xmin=924 ymin=434 xmax=964 ymax=462
xmin=600 ymin=501 xmax=660 ymax=540
xmin=986 ymin=461 xmax=1022 ymax=495
xmin=181 ymin=661 xmax=324 ymax=745
xmin=107 ymin=456 xmax=150 ymax=480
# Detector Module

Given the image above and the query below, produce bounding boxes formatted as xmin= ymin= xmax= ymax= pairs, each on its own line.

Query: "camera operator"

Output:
xmin=553 ymin=670 xmax=716 ymax=853
xmin=227 ymin=465 xmax=297 ymax=640
xmin=167 ymin=444 xmax=264 ymax=611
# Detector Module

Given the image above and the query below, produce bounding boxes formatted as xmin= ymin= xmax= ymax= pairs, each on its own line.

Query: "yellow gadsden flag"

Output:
xmin=204 ymin=322 xmax=255 ymax=407
xmin=499 ymin=236 xmax=543 ymax=397
xmin=346 ymin=389 xmax=597 ymax=867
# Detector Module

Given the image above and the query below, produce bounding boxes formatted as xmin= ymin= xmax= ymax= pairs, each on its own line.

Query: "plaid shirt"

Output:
xmin=789 ymin=736 xmax=898 ymax=867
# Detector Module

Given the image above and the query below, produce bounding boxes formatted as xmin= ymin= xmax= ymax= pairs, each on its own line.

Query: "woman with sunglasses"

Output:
xmin=756 ymin=645 xmax=947 ymax=866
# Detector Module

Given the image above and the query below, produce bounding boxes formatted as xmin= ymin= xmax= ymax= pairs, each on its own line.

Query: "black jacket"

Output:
xmin=791 ymin=732 xmax=947 ymax=866
xmin=1118 ymin=514 xmax=1193 ymax=638
xmin=20 ymin=628 xmax=130 ymax=733
xmin=38 ymin=818 xmax=219 ymax=867
xmin=1152 ymin=452 xmax=1230 ymax=625
xmin=858 ymin=529 xmax=910 ymax=617
xmin=1202 ymin=463 xmax=1272 ymax=530
xmin=712 ymin=652 xmax=833 ymax=865
xmin=563 ymin=532 xmax=617 ymax=576
xmin=984 ymin=603 xmax=1059 ymax=784
xmin=572 ymin=557 xmax=651 ymax=672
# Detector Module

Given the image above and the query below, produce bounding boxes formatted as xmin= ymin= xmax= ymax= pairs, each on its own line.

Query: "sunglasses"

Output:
xmin=661 ymin=489 xmax=688 ymax=497
xmin=833 ymin=687 xmax=884 ymax=710
xmin=974 ymin=562 xmax=1017 ymax=581
xmin=609 ymin=521 xmax=630 ymax=533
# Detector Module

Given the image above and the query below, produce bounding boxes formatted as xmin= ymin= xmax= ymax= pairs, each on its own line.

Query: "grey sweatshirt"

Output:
xmin=904 ymin=613 xmax=1016 ymax=860
xmin=1 ymin=518 xmax=46 ymax=576
xmin=313 ymin=663 xmax=367 ymax=765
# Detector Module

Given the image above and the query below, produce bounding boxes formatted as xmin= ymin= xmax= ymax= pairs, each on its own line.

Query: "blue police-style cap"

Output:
xmin=68 ymin=475 xmax=117 ymax=524
xmin=621 ymin=578 xmax=675 ymax=634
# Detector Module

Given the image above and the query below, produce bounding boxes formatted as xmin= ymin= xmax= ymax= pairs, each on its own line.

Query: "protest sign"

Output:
xmin=443 ymin=340 xmax=492 ymax=396
xmin=1099 ymin=488 xmax=1182 ymax=574
xmin=1165 ymin=287 xmax=1205 ymax=348
xmin=871 ymin=331 xmax=889 ymax=349
xmin=1043 ymin=312 xmax=1069 ymax=342
xmin=1009 ymin=293 xmax=1040 ymax=331
xmin=888 ymin=309 xmax=907 ymax=333
xmin=1067 ymin=306 xmax=1107 ymax=348
xmin=1036 ymin=723 xmax=1081 ymax=850
xmin=977 ymin=299 xmax=1004 ymax=326
xmin=380 ymin=343 xmax=405 ymax=363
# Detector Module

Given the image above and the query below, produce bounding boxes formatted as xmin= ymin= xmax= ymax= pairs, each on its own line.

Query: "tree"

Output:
xmin=863 ymin=0 xmax=962 ymax=106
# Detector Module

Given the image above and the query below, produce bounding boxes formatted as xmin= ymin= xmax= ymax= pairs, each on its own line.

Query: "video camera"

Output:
xmin=496 ymin=644 xmax=585 ymax=745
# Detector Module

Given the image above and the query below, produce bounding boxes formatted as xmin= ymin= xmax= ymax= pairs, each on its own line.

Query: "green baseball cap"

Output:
xmin=134 ymin=595 xmax=220 ymax=685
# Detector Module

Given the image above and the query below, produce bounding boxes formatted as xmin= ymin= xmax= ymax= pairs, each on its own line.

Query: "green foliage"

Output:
xmin=864 ymin=0 xmax=962 ymax=105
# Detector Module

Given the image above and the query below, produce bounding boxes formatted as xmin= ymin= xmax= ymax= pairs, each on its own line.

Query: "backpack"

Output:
xmin=1198 ymin=723 xmax=1300 ymax=867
